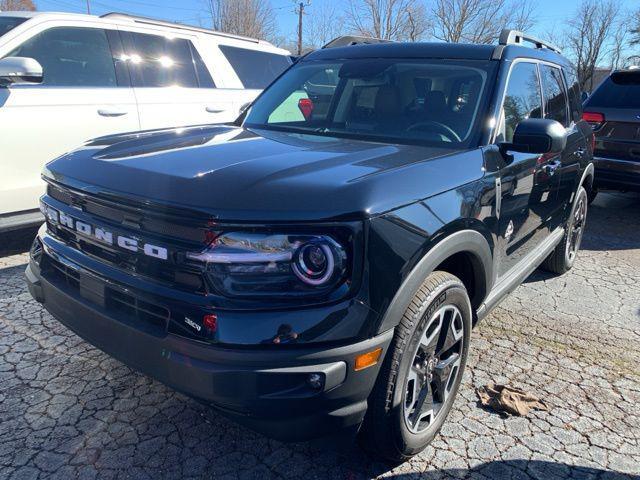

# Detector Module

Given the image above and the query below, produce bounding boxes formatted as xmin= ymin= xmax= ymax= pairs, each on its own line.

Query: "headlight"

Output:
xmin=186 ymin=232 xmax=349 ymax=299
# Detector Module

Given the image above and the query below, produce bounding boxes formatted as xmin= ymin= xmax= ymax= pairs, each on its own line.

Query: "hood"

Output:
xmin=44 ymin=125 xmax=484 ymax=222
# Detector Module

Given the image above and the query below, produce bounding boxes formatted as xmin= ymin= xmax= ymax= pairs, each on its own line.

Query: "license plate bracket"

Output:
xmin=79 ymin=272 xmax=106 ymax=308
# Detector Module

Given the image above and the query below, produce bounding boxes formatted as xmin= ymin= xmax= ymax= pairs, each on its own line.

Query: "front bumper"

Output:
xmin=26 ymin=239 xmax=393 ymax=442
xmin=594 ymin=156 xmax=640 ymax=191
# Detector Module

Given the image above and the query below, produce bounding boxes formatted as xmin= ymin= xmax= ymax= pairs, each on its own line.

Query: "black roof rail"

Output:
xmin=99 ymin=12 xmax=263 ymax=45
xmin=492 ymin=28 xmax=561 ymax=60
xmin=322 ymin=35 xmax=393 ymax=49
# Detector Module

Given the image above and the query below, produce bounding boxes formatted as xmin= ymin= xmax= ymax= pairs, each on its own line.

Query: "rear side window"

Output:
xmin=586 ymin=71 xmax=640 ymax=109
xmin=564 ymin=68 xmax=582 ymax=123
xmin=6 ymin=27 xmax=118 ymax=87
xmin=501 ymin=62 xmax=542 ymax=142
xmin=540 ymin=65 xmax=568 ymax=126
xmin=219 ymin=45 xmax=290 ymax=89
xmin=124 ymin=32 xmax=215 ymax=88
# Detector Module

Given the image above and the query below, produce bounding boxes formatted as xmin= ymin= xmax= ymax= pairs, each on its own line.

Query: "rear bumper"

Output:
xmin=594 ymin=156 xmax=640 ymax=191
xmin=26 ymin=252 xmax=392 ymax=442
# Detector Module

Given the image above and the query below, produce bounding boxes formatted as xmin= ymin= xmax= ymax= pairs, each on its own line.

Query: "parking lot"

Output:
xmin=0 ymin=192 xmax=638 ymax=480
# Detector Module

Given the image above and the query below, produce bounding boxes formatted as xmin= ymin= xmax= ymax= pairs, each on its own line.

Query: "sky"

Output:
xmin=32 ymin=0 xmax=640 ymax=47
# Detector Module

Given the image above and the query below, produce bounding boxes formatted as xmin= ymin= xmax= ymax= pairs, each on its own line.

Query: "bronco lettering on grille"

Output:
xmin=44 ymin=205 xmax=168 ymax=260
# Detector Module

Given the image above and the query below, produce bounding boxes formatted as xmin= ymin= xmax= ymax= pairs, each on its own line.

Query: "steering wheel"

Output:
xmin=407 ymin=121 xmax=461 ymax=142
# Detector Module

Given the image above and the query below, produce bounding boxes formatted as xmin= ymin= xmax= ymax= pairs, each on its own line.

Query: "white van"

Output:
xmin=0 ymin=11 xmax=291 ymax=231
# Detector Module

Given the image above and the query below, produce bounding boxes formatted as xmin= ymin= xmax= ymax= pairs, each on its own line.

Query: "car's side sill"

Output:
xmin=0 ymin=209 xmax=44 ymax=233
xmin=476 ymin=227 xmax=564 ymax=321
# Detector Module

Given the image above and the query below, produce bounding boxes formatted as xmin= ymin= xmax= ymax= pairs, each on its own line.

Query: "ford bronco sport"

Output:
xmin=26 ymin=30 xmax=594 ymax=461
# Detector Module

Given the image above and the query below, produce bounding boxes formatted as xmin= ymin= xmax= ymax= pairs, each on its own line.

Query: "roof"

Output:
xmin=304 ymin=40 xmax=568 ymax=65
xmin=305 ymin=42 xmax=498 ymax=61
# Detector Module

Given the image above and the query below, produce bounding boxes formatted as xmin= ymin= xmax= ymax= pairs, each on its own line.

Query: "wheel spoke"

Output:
xmin=419 ymin=310 xmax=443 ymax=355
xmin=408 ymin=381 xmax=434 ymax=430
xmin=433 ymin=353 xmax=461 ymax=403
xmin=436 ymin=307 xmax=464 ymax=356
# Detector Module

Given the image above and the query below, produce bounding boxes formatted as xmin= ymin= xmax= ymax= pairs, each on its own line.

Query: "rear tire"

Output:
xmin=359 ymin=271 xmax=471 ymax=462
xmin=542 ymin=186 xmax=588 ymax=274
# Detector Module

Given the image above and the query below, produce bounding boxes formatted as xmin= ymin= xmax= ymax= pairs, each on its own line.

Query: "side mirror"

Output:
xmin=500 ymin=118 xmax=567 ymax=155
xmin=0 ymin=57 xmax=43 ymax=86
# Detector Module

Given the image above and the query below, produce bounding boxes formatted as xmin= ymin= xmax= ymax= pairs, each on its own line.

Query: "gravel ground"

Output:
xmin=0 ymin=193 xmax=639 ymax=480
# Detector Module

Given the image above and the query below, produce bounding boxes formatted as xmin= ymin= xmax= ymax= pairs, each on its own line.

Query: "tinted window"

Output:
xmin=586 ymin=71 xmax=640 ymax=109
xmin=220 ymin=45 xmax=290 ymax=89
xmin=125 ymin=32 xmax=213 ymax=88
xmin=0 ymin=17 xmax=26 ymax=38
xmin=501 ymin=62 xmax=542 ymax=142
xmin=540 ymin=65 xmax=568 ymax=126
xmin=564 ymin=67 xmax=582 ymax=123
xmin=7 ymin=27 xmax=117 ymax=87
xmin=245 ymin=59 xmax=495 ymax=147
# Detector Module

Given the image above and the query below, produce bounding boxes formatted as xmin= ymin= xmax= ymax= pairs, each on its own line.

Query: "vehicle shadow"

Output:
xmin=580 ymin=191 xmax=640 ymax=252
xmin=372 ymin=459 xmax=636 ymax=479
xmin=0 ymin=225 xmax=39 ymax=257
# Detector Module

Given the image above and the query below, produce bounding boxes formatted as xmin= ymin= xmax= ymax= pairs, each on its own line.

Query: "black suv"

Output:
xmin=583 ymin=68 xmax=640 ymax=198
xmin=26 ymin=30 xmax=594 ymax=461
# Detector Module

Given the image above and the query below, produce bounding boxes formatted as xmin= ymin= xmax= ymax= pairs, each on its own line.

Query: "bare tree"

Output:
xmin=562 ymin=0 xmax=621 ymax=92
xmin=0 ymin=0 xmax=36 ymax=10
xmin=631 ymin=8 xmax=640 ymax=45
xmin=211 ymin=0 xmax=278 ymax=41
xmin=347 ymin=0 xmax=430 ymax=41
xmin=304 ymin=3 xmax=345 ymax=49
xmin=430 ymin=0 xmax=536 ymax=44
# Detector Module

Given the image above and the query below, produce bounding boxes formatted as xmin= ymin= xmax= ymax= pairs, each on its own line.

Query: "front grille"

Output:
xmin=44 ymin=255 xmax=170 ymax=331
xmin=45 ymin=182 xmax=209 ymax=294
xmin=47 ymin=183 xmax=210 ymax=243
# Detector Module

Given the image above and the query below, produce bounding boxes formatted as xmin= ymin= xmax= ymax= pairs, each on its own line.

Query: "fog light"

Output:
xmin=307 ymin=373 xmax=324 ymax=390
xmin=354 ymin=348 xmax=383 ymax=371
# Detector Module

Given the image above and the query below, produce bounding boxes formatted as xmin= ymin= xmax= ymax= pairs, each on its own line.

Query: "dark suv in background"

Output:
xmin=583 ymin=68 xmax=640 ymax=199
xmin=26 ymin=30 xmax=594 ymax=461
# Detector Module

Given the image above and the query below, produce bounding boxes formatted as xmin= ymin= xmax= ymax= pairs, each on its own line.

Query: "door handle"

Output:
xmin=542 ymin=162 xmax=560 ymax=176
xmin=205 ymin=106 xmax=224 ymax=114
xmin=575 ymin=148 xmax=586 ymax=157
xmin=97 ymin=108 xmax=128 ymax=117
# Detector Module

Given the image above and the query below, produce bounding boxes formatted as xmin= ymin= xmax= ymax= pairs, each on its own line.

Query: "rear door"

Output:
xmin=120 ymin=29 xmax=235 ymax=129
xmin=538 ymin=63 xmax=580 ymax=225
xmin=584 ymin=71 xmax=640 ymax=163
xmin=0 ymin=23 xmax=139 ymax=216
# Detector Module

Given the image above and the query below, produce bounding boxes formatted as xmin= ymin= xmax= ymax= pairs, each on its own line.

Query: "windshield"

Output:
xmin=586 ymin=71 xmax=640 ymax=109
xmin=0 ymin=17 xmax=26 ymax=38
xmin=244 ymin=58 xmax=496 ymax=147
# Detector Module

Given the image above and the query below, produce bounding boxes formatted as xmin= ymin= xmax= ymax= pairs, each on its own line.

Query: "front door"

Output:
xmin=495 ymin=61 xmax=559 ymax=277
xmin=0 ymin=25 xmax=139 ymax=216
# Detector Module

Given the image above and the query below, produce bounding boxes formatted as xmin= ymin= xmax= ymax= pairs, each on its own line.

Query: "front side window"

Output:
xmin=219 ymin=45 xmax=291 ymax=89
xmin=244 ymin=58 xmax=495 ymax=147
xmin=6 ymin=27 xmax=118 ymax=87
xmin=0 ymin=17 xmax=26 ymax=38
xmin=124 ymin=32 xmax=214 ymax=88
xmin=540 ymin=64 xmax=569 ymax=126
xmin=500 ymin=62 xmax=542 ymax=142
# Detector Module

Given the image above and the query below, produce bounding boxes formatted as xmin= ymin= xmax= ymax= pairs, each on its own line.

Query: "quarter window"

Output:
xmin=501 ymin=62 xmax=542 ymax=142
xmin=124 ymin=32 xmax=214 ymax=88
xmin=219 ymin=45 xmax=291 ymax=89
xmin=540 ymin=64 xmax=569 ymax=126
xmin=6 ymin=27 xmax=118 ymax=87
xmin=564 ymin=68 xmax=582 ymax=123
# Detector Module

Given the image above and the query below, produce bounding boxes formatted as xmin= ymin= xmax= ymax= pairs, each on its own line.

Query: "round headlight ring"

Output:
xmin=292 ymin=241 xmax=336 ymax=286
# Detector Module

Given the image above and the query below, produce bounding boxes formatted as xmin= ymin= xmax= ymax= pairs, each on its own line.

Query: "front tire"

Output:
xmin=542 ymin=186 xmax=588 ymax=274
xmin=359 ymin=271 xmax=472 ymax=462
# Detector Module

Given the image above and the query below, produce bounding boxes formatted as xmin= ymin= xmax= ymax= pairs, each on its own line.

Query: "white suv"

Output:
xmin=0 ymin=11 xmax=291 ymax=231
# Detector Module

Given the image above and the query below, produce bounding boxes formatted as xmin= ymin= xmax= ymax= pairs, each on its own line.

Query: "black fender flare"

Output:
xmin=579 ymin=162 xmax=595 ymax=191
xmin=376 ymin=229 xmax=493 ymax=334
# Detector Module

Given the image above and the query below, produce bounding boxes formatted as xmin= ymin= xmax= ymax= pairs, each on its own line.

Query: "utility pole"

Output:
xmin=86 ymin=0 xmax=91 ymax=14
xmin=294 ymin=1 xmax=310 ymax=56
